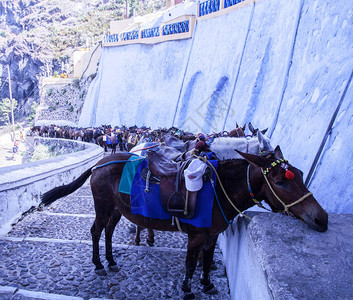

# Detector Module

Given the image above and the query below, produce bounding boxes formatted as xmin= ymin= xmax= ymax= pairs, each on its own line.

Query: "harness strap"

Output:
xmin=247 ymin=165 xmax=271 ymax=212
xmin=261 ymin=167 xmax=313 ymax=215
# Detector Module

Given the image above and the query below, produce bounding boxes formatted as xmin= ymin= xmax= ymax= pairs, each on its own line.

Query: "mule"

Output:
xmin=41 ymin=146 xmax=328 ymax=299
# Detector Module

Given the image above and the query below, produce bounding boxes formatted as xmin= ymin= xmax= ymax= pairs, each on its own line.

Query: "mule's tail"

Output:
xmin=41 ymin=168 xmax=92 ymax=206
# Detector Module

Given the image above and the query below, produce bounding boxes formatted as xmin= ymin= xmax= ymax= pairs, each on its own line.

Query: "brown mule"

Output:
xmin=41 ymin=146 xmax=328 ymax=299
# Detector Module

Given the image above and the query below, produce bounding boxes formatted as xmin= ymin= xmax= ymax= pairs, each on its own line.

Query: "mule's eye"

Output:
xmin=275 ymin=181 xmax=285 ymax=186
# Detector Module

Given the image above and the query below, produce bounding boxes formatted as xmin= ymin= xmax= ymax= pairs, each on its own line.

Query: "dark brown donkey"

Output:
xmin=41 ymin=146 xmax=328 ymax=299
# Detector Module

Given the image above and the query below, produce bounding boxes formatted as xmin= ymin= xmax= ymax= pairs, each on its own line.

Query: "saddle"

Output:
xmin=146 ymin=150 xmax=204 ymax=219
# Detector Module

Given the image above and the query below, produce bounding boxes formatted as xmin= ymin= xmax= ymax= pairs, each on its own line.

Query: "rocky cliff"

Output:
xmin=0 ymin=0 xmax=162 ymax=120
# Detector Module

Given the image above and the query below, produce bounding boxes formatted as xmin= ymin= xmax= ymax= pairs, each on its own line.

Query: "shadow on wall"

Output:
xmin=243 ymin=38 xmax=272 ymax=123
xmin=176 ymin=71 xmax=203 ymax=130
xmin=202 ymin=76 xmax=229 ymax=133
xmin=177 ymin=73 xmax=230 ymax=133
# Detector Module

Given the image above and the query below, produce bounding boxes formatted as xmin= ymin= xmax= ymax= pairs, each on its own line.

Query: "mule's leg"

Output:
xmin=146 ymin=228 xmax=154 ymax=246
xmin=90 ymin=220 xmax=106 ymax=275
xmin=135 ymin=226 xmax=141 ymax=245
xmin=200 ymin=236 xmax=218 ymax=294
xmin=182 ymin=234 xmax=204 ymax=300
xmin=105 ymin=209 xmax=121 ymax=271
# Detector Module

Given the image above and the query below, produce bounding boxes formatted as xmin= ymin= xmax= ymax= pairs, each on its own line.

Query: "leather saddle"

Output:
xmin=146 ymin=150 xmax=203 ymax=219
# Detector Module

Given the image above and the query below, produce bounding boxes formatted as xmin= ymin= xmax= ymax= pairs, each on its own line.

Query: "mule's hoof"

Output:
xmin=203 ymin=283 xmax=217 ymax=295
xmin=183 ymin=292 xmax=195 ymax=300
xmin=95 ymin=268 xmax=107 ymax=276
xmin=147 ymin=240 xmax=154 ymax=247
xmin=108 ymin=264 xmax=119 ymax=272
xmin=211 ymin=262 xmax=218 ymax=270
xmin=128 ymin=225 xmax=136 ymax=233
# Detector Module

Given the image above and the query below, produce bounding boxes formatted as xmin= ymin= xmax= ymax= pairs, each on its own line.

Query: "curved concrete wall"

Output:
xmin=78 ymin=0 xmax=353 ymax=214
xmin=0 ymin=138 xmax=103 ymax=235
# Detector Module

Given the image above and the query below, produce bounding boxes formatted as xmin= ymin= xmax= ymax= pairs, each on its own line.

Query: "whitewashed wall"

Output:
xmin=79 ymin=0 xmax=353 ymax=214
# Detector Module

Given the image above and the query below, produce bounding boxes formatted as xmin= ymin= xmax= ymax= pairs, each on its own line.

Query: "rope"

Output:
xmin=261 ymin=167 xmax=313 ymax=215
xmin=144 ymin=170 xmax=151 ymax=193
xmin=174 ymin=217 xmax=184 ymax=233
xmin=196 ymin=155 xmax=252 ymax=220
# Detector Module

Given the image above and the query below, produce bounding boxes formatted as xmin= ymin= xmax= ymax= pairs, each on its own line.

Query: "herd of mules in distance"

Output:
xmin=39 ymin=122 xmax=328 ymax=300
xmin=30 ymin=123 xmax=249 ymax=153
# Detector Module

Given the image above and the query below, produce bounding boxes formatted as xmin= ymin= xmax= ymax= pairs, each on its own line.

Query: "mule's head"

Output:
xmin=238 ymin=146 xmax=328 ymax=232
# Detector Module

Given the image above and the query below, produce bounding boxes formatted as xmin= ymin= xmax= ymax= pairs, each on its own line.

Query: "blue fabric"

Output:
xmin=106 ymin=135 xmax=117 ymax=145
xmin=130 ymin=159 xmax=218 ymax=228
xmin=118 ymin=156 xmax=144 ymax=195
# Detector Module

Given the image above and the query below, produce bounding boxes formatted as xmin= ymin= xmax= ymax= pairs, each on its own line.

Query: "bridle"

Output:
xmin=247 ymin=160 xmax=313 ymax=215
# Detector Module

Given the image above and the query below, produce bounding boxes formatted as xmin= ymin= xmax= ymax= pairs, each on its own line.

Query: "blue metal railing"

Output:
xmin=104 ymin=34 xmax=119 ymax=43
xmin=162 ymin=20 xmax=190 ymax=35
xmin=141 ymin=26 xmax=160 ymax=39
xmin=120 ymin=30 xmax=139 ymax=41
xmin=199 ymin=0 xmax=220 ymax=17
xmin=224 ymin=0 xmax=244 ymax=9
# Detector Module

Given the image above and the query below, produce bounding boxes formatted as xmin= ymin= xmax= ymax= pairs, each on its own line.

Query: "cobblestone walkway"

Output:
xmin=0 ymin=178 xmax=230 ymax=299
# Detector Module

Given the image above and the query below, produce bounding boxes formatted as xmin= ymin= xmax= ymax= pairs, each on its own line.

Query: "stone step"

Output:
xmin=0 ymin=237 xmax=228 ymax=299
xmin=1 ymin=182 xmax=230 ymax=299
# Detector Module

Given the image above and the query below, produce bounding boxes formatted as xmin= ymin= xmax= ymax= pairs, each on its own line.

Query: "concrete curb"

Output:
xmin=0 ymin=138 xmax=103 ymax=235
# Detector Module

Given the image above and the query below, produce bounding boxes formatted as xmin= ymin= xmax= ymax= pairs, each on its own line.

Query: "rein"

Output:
xmin=247 ymin=160 xmax=313 ymax=215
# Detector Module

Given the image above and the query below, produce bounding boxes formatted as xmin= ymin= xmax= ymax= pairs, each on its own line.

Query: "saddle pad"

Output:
xmin=106 ymin=136 xmax=117 ymax=145
xmin=118 ymin=155 xmax=144 ymax=195
xmin=130 ymin=159 xmax=218 ymax=228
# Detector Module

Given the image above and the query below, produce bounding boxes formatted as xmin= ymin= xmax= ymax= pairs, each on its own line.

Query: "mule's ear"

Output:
xmin=257 ymin=131 xmax=273 ymax=152
xmin=235 ymin=150 xmax=267 ymax=168
xmin=274 ymin=145 xmax=284 ymax=160
xmin=248 ymin=122 xmax=256 ymax=134
xmin=261 ymin=128 xmax=268 ymax=135
xmin=242 ymin=124 xmax=246 ymax=132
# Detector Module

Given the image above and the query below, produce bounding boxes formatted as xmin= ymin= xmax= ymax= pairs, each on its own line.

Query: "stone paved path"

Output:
xmin=0 ymin=174 xmax=230 ymax=299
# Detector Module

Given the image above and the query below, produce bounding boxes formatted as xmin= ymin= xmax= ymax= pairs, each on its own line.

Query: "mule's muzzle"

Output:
xmin=302 ymin=210 xmax=328 ymax=232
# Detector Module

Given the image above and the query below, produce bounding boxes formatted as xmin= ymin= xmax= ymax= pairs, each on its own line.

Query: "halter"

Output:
xmin=247 ymin=159 xmax=313 ymax=215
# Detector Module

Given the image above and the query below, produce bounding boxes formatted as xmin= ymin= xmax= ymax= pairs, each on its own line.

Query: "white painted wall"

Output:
xmin=79 ymin=0 xmax=353 ymax=214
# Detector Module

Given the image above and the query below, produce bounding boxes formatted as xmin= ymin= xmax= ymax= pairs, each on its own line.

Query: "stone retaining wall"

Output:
xmin=35 ymin=76 xmax=94 ymax=127
xmin=218 ymin=212 xmax=353 ymax=299
xmin=0 ymin=138 xmax=103 ymax=235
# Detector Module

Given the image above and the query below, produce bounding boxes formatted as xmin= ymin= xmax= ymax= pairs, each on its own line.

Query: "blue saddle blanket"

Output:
xmin=130 ymin=159 xmax=218 ymax=228
xmin=106 ymin=135 xmax=117 ymax=145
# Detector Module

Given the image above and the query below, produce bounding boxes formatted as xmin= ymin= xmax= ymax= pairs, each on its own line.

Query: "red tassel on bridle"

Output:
xmin=285 ymin=170 xmax=295 ymax=180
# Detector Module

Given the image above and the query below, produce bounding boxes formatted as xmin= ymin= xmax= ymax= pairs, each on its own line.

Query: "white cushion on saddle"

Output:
xmin=184 ymin=159 xmax=208 ymax=192
xmin=209 ymin=136 xmax=272 ymax=160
